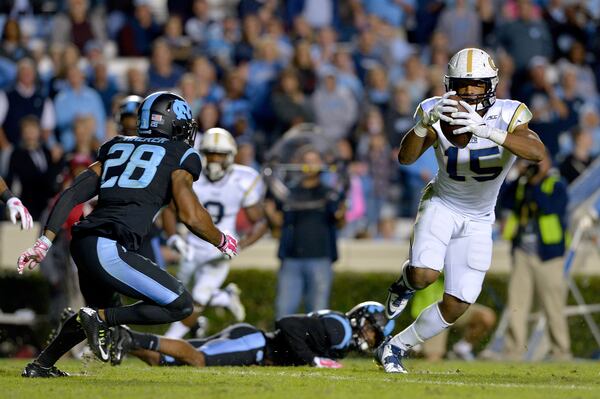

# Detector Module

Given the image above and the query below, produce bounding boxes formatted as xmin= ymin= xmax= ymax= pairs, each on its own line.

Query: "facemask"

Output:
xmin=206 ymin=162 xmax=226 ymax=181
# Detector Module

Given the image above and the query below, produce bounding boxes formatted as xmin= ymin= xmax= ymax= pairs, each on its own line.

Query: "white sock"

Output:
xmin=164 ymin=321 xmax=190 ymax=339
xmin=207 ymin=290 xmax=231 ymax=307
xmin=390 ymin=303 xmax=452 ymax=349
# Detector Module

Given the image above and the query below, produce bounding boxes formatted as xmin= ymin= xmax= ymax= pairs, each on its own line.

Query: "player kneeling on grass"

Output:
xmin=111 ymin=302 xmax=394 ymax=368
xmin=375 ymin=48 xmax=545 ymax=373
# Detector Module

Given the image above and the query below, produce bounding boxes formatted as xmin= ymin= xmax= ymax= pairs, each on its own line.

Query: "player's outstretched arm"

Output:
xmin=501 ymin=124 xmax=545 ymax=162
xmin=0 ymin=177 xmax=33 ymax=229
xmin=17 ymin=162 xmax=102 ymax=274
xmin=43 ymin=162 xmax=103 ymax=240
xmin=171 ymin=169 xmax=238 ymax=258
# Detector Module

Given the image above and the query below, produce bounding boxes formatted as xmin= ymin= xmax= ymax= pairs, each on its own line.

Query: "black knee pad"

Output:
xmin=166 ymin=291 xmax=194 ymax=320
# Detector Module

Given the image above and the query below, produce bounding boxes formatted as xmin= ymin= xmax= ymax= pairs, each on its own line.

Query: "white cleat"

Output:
xmin=374 ymin=338 xmax=408 ymax=373
xmin=224 ymin=283 xmax=246 ymax=322
xmin=384 ymin=281 xmax=415 ymax=320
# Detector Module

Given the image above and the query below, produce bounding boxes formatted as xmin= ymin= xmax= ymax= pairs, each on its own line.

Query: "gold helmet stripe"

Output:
xmin=466 ymin=49 xmax=473 ymax=74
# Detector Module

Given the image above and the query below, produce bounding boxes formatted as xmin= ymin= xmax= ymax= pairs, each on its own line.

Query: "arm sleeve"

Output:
xmin=275 ymin=316 xmax=321 ymax=364
xmin=178 ymin=146 xmax=203 ymax=181
xmin=44 ymin=168 xmax=100 ymax=234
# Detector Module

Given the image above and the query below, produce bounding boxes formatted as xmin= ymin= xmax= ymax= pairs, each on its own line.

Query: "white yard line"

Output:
xmin=183 ymin=368 xmax=598 ymax=391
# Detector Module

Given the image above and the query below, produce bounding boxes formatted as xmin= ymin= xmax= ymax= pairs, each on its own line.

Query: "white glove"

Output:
xmin=216 ymin=233 xmax=239 ymax=259
xmin=451 ymin=100 xmax=507 ymax=145
xmin=413 ymin=91 xmax=458 ymax=137
xmin=167 ymin=234 xmax=188 ymax=258
xmin=6 ymin=197 xmax=33 ymax=230
xmin=313 ymin=357 xmax=343 ymax=369
xmin=17 ymin=236 xmax=52 ymax=274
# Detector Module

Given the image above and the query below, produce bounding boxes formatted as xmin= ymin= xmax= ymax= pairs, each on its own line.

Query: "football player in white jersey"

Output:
xmin=164 ymin=128 xmax=266 ymax=339
xmin=375 ymin=48 xmax=546 ymax=373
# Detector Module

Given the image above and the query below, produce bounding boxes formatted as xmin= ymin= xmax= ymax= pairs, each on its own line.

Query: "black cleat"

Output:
xmin=22 ymin=362 xmax=69 ymax=378
xmin=77 ymin=307 xmax=111 ymax=362
xmin=110 ymin=325 xmax=133 ymax=366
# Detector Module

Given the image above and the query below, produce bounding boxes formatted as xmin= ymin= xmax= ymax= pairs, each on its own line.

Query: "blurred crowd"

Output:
xmin=0 ymin=0 xmax=599 ymax=238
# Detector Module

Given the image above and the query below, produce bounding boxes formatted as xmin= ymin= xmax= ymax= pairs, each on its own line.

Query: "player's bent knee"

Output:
xmin=407 ymin=266 xmax=440 ymax=289
xmin=166 ymin=291 xmax=194 ymax=321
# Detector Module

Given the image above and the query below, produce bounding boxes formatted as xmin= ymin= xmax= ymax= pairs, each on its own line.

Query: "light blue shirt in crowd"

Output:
xmin=54 ymin=85 xmax=106 ymax=152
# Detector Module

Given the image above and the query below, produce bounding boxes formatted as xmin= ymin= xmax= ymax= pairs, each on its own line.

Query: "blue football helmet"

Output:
xmin=117 ymin=95 xmax=143 ymax=120
xmin=347 ymin=301 xmax=395 ymax=352
xmin=137 ymin=91 xmax=197 ymax=144
xmin=116 ymin=95 xmax=143 ymax=135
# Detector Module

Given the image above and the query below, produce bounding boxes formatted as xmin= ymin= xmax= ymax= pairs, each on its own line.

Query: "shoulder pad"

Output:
xmin=234 ymin=166 xmax=265 ymax=207
xmin=502 ymin=100 xmax=533 ymax=133
xmin=97 ymin=136 xmax=122 ymax=162
xmin=178 ymin=144 xmax=202 ymax=181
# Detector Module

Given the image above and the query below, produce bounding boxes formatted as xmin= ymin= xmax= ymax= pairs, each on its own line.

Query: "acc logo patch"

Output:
xmin=172 ymin=99 xmax=192 ymax=120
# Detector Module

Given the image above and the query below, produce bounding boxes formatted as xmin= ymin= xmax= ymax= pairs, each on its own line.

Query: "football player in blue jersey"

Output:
xmin=18 ymin=92 xmax=239 ymax=377
xmin=112 ymin=302 xmax=395 ymax=368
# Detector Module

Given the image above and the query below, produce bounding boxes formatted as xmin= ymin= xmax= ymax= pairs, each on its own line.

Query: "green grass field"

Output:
xmin=2 ymin=358 xmax=599 ymax=399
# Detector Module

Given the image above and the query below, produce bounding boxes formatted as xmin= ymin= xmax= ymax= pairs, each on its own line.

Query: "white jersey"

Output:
xmin=416 ymin=97 xmax=532 ymax=222
xmin=186 ymin=164 xmax=265 ymax=260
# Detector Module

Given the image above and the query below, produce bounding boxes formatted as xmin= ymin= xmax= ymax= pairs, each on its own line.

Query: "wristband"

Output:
xmin=216 ymin=232 xmax=226 ymax=249
xmin=413 ymin=121 xmax=429 ymax=138
xmin=488 ymin=128 xmax=507 ymax=145
xmin=39 ymin=235 xmax=53 ymax=249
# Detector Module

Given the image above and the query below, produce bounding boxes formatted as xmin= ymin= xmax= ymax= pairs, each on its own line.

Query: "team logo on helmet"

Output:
xmin=488 ymin=56 xmax=498 ymax=71
xmin=173 ymin=100 xmax=192 ymax=121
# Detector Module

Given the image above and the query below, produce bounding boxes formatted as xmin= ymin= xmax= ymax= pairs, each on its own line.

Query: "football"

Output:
xmin=439 ymin=95 xmax=472 ymax=148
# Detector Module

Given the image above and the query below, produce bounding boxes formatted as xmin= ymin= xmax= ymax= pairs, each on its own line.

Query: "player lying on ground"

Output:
xmin=111 ymin=301 xmax=394 ymax=368
xmin=163 ymin=127 xmax=267 ymax=338
xmin=17 ymin=92 xmax=239 ymax=378
xmin=375 ymin=48 xmax=545 ymax=373
xmin=0 ymin=176 xmax=33 ymax=229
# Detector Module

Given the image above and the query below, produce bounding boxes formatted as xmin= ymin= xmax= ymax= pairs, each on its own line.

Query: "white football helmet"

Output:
xmin=198 ymin=127 xmax=237 ymax=181
xmin=444 ymin=48 xmax=499 ymax=111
